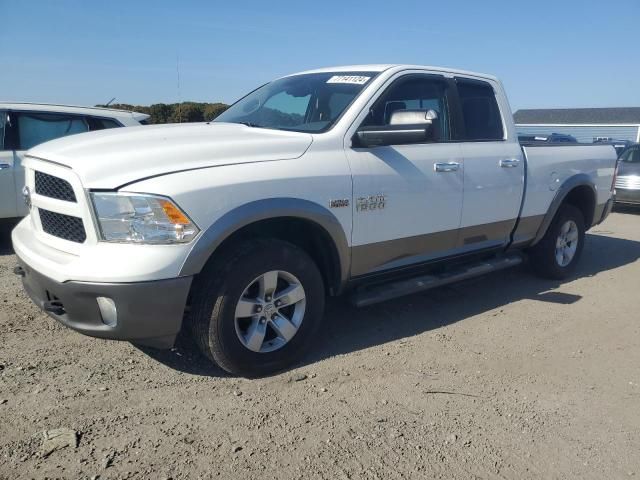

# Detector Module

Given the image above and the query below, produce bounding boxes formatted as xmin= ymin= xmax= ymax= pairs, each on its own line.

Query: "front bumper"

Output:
xmin=16 ymin=255 xmax=193 ymax=349
xmin=592 ymin=198 xmax=614 ymax=227
xmin=614 ymin=188 xmax=640 ymax=205
xmin=599 ymin=198 xmax=614 ymax=224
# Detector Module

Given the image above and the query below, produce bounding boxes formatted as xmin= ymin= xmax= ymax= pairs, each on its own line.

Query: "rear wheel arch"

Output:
xmin=563 ymin=184 xmax=596 ymax=228
xmin=179 ymin=199 xmax=350 ymax=295
xmin=531 ymin=175 xmax=597 ymax=246
xmin=529 ymin=203 xmax=586 ymax=279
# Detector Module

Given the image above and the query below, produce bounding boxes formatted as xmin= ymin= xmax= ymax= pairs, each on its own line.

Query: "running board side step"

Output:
xmin=350 ymin=253 xmax=523 ymax=307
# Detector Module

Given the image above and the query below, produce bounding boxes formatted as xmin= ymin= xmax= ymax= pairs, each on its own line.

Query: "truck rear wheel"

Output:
xmin=188 ymin=238 xmax=325 ymax=377
xmin=529 ymin=204 xmax=585 ymax=279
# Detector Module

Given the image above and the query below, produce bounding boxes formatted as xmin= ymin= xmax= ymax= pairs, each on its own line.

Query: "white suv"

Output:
xmin=0 ymin=103 xmax=149 ymax=219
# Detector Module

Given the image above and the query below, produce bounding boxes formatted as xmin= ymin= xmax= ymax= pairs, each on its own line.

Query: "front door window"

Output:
xmin=16 ymin=112 xmax=89 ymax=150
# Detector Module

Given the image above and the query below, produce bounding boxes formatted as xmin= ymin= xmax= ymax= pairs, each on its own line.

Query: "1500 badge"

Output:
xmin=356 ymin=194 xmax=386 ymax=212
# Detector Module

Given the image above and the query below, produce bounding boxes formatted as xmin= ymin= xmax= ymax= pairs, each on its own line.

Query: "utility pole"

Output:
xmin=176 ymin=54 xmax=182 ymax=123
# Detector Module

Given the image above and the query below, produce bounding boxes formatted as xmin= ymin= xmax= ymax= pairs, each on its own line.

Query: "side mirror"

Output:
xmin=354 ymin=109 xmax=439 ymax=148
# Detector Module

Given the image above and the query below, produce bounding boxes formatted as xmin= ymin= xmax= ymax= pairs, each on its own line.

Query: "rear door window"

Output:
xmin=86 ymin=117 xmax=121 ymax=131
xmin=16 ymin=112 xmax=89 ymax=150
xmin=456 ymin=79 xmax=504 ymax=141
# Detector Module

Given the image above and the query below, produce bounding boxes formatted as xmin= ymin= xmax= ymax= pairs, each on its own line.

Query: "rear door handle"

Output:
xmin=0 ymin=163 xmax=11 ymax=170
xmin=500 ymin=158 xmax=520 ymax=168
xmin=434 ymin=162 xmax=460 ymax=172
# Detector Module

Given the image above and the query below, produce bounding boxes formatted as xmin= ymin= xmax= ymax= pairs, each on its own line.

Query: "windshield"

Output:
xmin=213 ymin=72 xmax=378 ymax=133
xmin=619 ymin=147 xmax=640 ymax=163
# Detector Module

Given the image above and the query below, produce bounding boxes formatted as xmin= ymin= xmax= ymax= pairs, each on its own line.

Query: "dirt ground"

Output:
xmin=1 ymin=210 xmax=639 ymax=480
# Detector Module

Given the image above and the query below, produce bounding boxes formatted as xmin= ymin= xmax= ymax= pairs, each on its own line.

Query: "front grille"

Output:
xmin=615 ymin=175 xmax=640 ymax=190
xmin=35 ymin=171 xmax=77 ymax=202
xmin=39 ymin=209 xmax=86 ymax=243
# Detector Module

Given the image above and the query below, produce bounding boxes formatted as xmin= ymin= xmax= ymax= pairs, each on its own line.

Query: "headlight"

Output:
xmin=90 ymin=192 xmax=199 ymax=244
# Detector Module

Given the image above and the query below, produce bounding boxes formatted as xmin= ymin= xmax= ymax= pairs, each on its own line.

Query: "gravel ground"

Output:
xmin=1 ymin=211 xmax=639 ymax=479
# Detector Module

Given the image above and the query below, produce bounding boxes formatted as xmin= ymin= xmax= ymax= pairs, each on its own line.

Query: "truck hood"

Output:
xmin=26 ymin=122 xmax=313 ymax=189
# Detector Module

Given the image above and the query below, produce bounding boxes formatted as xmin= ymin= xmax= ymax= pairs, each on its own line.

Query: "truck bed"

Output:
xmin=519 ymin=143 xmax=617 ymax=227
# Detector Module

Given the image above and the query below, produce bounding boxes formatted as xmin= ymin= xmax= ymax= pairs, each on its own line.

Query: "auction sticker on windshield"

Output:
xmin=326 ymin=75 xmax=371 ymax=85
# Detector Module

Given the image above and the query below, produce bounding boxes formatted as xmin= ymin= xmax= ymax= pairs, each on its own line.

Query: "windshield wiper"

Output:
xmin=236 ymin=121 xmax=264 ymax=128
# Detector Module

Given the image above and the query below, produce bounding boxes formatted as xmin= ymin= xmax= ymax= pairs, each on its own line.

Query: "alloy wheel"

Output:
xmin=555 ymin=219 xmax=579 ymax=267
xmin=233 ymin=270 xmax=306 ymax=353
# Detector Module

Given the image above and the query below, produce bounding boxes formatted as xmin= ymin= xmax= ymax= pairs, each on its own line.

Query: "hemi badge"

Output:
xmin=329 ymin=199 xmax=349 ymax=208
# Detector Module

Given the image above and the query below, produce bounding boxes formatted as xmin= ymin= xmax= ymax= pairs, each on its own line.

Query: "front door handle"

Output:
xmin=434 ymin=162 xmax=460 ymax=172
xmin=500 ymin=158 xmax=520 ymax=168
xmin=0 ymin=163 xmax=11 ymax=170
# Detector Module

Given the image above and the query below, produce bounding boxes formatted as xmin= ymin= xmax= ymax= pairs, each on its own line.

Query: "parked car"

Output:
xmin=594 ymin=138 xmax=635 ymax=155
xmin=0 ymin=103 xmax=149 ymax=219
xmin=518 ymin=133 xmax=578 ymax=143
xmin=12 ymin=65 xmax=617 ymax=376
xmin=614 ymin=144 xmax=640 ymax=205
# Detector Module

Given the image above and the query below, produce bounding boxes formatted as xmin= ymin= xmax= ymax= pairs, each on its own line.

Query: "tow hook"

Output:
xmin=43 ymin=300 xmax=66 ymax=316
xmin=13 ymin=266 xmax=26 ymax=277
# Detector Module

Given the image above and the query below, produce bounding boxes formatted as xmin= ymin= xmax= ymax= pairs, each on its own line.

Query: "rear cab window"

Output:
xmin=455 ymin=78 xmax=504 ymax=141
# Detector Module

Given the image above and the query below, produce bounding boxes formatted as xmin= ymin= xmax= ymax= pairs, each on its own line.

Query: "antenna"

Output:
xmin=176 ymin=54 xmax=182 ymax=123
xmin=105 ymin=97 xmax=116 ymax=107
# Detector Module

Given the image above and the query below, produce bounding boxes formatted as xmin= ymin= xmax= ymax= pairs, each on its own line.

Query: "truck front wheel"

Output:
xmin=188 ymin=238 xmax=325 ymax=377
xmin=529 ymin=204 xmax=586 ymax=279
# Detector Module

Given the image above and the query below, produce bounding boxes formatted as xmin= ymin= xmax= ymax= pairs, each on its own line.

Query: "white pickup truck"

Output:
xmin=12 ymin=65 xmax=617 ymax=376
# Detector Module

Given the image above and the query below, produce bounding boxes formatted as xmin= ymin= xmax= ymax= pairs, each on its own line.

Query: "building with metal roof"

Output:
xmin=514 ymin=108 xmax=640 ymax=143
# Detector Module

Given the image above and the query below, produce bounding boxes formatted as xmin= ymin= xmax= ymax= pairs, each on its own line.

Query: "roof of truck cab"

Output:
xmin=0 ymin=102 xmax=150 ymax=121
xmin=289 ymin=64 xmax=498 ymax=81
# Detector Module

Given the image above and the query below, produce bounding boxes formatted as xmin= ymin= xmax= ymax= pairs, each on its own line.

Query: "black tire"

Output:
xmin=529 ymin=204 xmax=586 ymax=280
xmin=188 ymin=238 xmax=325 ymax=377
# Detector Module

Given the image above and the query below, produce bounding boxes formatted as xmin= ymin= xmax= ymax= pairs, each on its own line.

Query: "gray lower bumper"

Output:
xmin=16 ymin=255 xmax=193 ymax=349
xmin=614 ymin=188 xmax=640 ymax=205
xmin=595 ymin=198 xmax=614 ymax=225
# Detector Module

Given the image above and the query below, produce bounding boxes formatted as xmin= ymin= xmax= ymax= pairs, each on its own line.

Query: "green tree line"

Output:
xmin=95 ymin=102 xmax=229 ymax=124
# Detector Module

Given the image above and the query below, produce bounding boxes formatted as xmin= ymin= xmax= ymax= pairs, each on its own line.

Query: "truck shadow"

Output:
xmin=306 ymin=232 xmax=640 ymax=368
xmin=139 ymin=231 xmax=640 ymax=377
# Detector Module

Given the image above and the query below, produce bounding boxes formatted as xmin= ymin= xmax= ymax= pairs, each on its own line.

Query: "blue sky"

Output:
xmin=2 ymin=0 xmax=639 ymax=111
